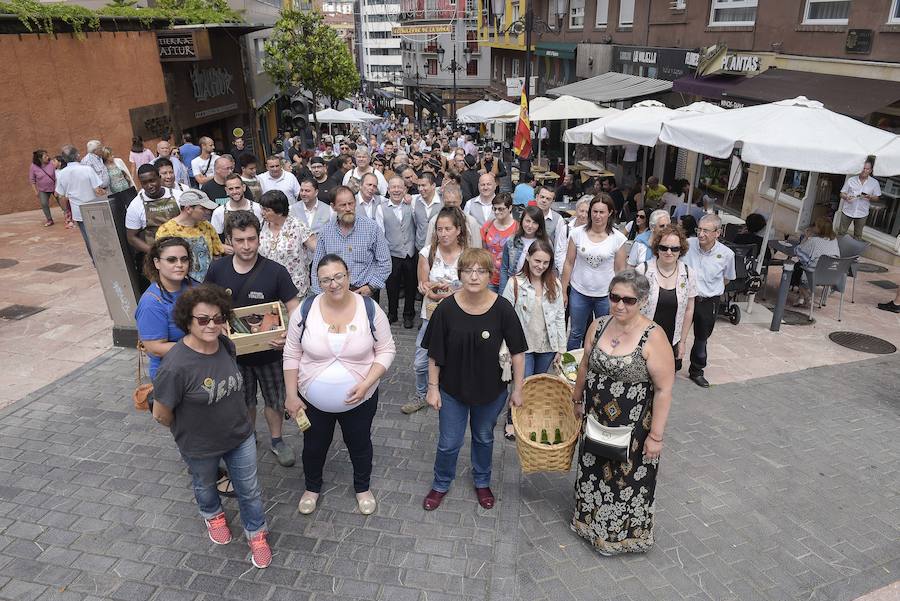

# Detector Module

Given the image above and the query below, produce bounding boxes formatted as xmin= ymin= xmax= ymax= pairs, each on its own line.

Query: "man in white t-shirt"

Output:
xmin=125 ymin=163 xmax=181 ymax=258
xmin=258 ymin=155 xmax=301 ymax=204
xmin=343 ymin=148 xmax=388 ymax=196
xmin=56 ymin=145 xmax=104 ymax=261
xmin=190 ymin=137 xmax=218 ymax=186
xmin=211 ymin=173 xmax=264 ymax=236
xmin=838 ymin=160 xmax=881 ymax=240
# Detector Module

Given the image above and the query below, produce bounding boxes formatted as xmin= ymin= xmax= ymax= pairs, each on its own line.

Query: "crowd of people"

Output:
xmin=30 ymin=117 xmax=892 ymax=568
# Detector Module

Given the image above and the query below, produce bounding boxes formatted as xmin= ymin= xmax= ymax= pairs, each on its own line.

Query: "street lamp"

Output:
xmin=437 ymin=42 xmax=472 ymax=122
xmin=404 ymin=61 xmax=421 ymax=126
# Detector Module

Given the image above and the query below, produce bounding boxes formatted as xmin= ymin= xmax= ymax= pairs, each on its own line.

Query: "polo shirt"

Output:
xmin=55 ymin=163 xmax=102 ymax=221
xmin=258 ymin=170 xmax=301 ymax=204
xmin=684 ymin=238 xmax=736 ymax=298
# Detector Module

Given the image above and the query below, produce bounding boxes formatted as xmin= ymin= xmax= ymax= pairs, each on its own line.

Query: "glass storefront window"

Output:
xmin=768 ymin=167 xmax=809 ymax=201
xmin=697 ymin=154 xmax=747 ymax=215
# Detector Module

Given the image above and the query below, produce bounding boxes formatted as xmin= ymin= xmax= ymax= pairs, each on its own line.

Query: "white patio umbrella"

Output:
xmin=525 ymin=96 xmax=617 ymax=167
xmin=340 ymin=108 xmax=382 ymax=122
xmin=314 ymin=108 xmax=363 ymax=124
xmin=873 ymin=136 xmax=900 ymax=176
xmin=394 ymin=98 xmax=414 ymax=106
xmin=562 ymin=111 xmax=623 ymax=144
xmin=659 ymin=96 xmax=896 ymax=301
xmin=456 ymin=100 xmax=519 ymax=124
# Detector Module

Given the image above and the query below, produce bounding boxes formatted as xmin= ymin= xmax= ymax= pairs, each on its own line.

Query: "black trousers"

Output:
xmin=386 ymin=255 xmax=417 ymax=319
xmin=302 ymin=389 xmax=378 ymax=494
xmin=689 ymin=297 xmax=718 ymax=377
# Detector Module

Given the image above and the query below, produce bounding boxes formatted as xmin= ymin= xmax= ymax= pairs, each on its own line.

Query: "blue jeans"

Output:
xmin=525 ymin=351 xmax=557 ymax=377
xmin=433 ymin=388 xmax=508 ymax=492
xmin=414 ymin=319 xmax=429 ymax=397
xmin=75 ymin=220 xmax=93 ymax=262
xmin=181 ymin=434 xmax=267 ymax=538
xmin=567 ymin=288 xmax=609 ymax=350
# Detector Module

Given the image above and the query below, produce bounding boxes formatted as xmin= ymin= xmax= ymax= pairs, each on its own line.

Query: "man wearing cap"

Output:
xmin=156 ymin=189 xmax=228 ymax=281
xmin=309 ymin=156 xmax=337 ymax=205
xmin=80 ymin=140 xmax=110 ymax=191
xmin=126 ymin=164 xmax=182 ymax=278
xmin=258 ymin=154 xmax=301 ymax=205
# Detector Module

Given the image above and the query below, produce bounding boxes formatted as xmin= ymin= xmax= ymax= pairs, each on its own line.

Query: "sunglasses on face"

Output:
xmin=609 ymin=293 xmax=639 ymax=306
xmin=162 ymin=256 xmax=190 ymax=264
xmin=636 ymin=214 xmax=646 ymax=219
xmin=657 ymin=245 xmax=680 ymax=254
xmin=192 ymin=314 xmax=226 ymax=326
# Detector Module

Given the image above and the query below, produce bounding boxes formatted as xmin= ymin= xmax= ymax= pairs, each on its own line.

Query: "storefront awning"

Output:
xmin=672 ymin=74 xmax=746 ymax=99
xmin=547 ymin=72 xmax=672 ymax=103
xmin=721 ymin=69 xmax=900 ymax=119
xmin=536 ymin=42 xmax=577 ymax=60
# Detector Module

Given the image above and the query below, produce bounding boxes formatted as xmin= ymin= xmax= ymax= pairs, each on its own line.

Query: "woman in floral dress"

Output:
xmin=570 ymin=269 xmax=674 ymax=555
xmin=257 ymin=190 xmax=317 ymax=297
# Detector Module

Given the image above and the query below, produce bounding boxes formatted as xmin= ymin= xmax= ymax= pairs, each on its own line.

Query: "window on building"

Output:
xmin=892 ymin=0 xmax=900 ymax=22
xmin=595 ymin=0 xmax=608 ymax=25
xmin=619 ymin=0 xmax=634 ymax=25
xmin=709 ymin=0 xmax=757 ymax=26
xmin=549 ymin=0 xmax=567 ymax=28
xmin=467 ymin=59 xmax=478 ymax=76
xmin=493 ymin=55 xmax=500 ymax=81
xmin=570 ymin=0 xmax=585 ymax=28
xmin=253 ymin=38 xmax=267 ymax=74
xmin=512 ymin=58 xmax=520 ymax=77
xmin=766 ymin=167 xmax=810 ymax=203
xmin=804 ymin=0 xmax=850 ymax=23
xmin=427 ymin=58 xmax=438 ymax=76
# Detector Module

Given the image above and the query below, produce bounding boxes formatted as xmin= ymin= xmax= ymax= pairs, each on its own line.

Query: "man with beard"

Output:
xmin=202 ymin=155 xmax=254 ymax=207
xmin=309 ymin=186 xmax=391 ymax=298
xmin=211 ymin=173 xmax=264 ymax=237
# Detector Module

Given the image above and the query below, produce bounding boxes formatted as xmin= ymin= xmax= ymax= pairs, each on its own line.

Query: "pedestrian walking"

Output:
xmin=56 ymin=145 xmax=104 ymax=260
xmin=480 ymin=192 xmax=518 ymax=293
xmin=29 ymin=149 xmax=68 ymax=226
xmin=499 ymin=205 xmax=549 ymax=296
xmin=128 ymin=136 xmax=155 ymax=181
xmin=258 ymin=190 xmax=317 ymax=298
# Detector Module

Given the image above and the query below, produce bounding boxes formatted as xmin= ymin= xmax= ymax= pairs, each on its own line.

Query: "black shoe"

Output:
xmin=403 ymin=317 xmax=414 ymax=329
xmin=388 ymin=313 xmax=398 ymax=324
xmin=690 ymin=374 xmax=710 ymax=388
xmin=877 ymin=301 xmax=900 ymax=313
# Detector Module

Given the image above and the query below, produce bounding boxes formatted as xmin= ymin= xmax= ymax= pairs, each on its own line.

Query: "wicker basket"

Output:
xmin=512 ymin=374 xmax=580 ymax=474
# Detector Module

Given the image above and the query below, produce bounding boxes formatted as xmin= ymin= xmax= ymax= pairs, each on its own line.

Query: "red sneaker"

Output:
xmin=249 ymin=531 xmax=272 ymax=569
xmin=204 ymin=512 xmax=232 ymax=545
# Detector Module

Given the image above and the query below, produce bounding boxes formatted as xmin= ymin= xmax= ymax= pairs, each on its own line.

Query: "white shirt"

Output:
xmin=258 ymin=170 xmax=301 ymax=204
xmin=684 ymin=238 xmax=736 ymax=298
xmin=544 ymin=210 xmax=569 ymax=274
xmin=125 ymin=188 xmax=178 ymax=230
xmin=569 ymin=228 xmax=627 ymax=298
xmin=623 ymin=144 xmax=639 ymax=162
xmin=211 ymin=199 xmax=264 ymax=234
xmin=55 ymin=163 xmax=102 ymax=221
xmin=343 ymin=168 xmax=388 ymax=196
xmin=356 ymin=193 xmax=385 ymax=231
xmin=190 ymin=153 xmax=218 ymax=181
xmin=464 ymin=196 xmax=494 ymax=224
xmin=840 ymin=175 xmax=882 ymax=219
xmin=539 ymin=126 xmax=549 ymax=140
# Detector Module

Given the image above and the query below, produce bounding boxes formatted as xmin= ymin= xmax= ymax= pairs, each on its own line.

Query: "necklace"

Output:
xmin=609 ymin=319 xmax=640 ymax=349
xmin=657 ymin=264 xmax=677 ymax=278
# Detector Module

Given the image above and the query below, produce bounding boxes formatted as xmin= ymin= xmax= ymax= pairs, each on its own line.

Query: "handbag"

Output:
xmin=133 ymin=342 xmax=153 ymax=412
xmin=583 ymin=414 xmax=633 ymax=463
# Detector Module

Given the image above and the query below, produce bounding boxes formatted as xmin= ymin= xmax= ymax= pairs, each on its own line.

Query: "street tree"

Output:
xmin=264 ymin=9 xmax=360 ymax=132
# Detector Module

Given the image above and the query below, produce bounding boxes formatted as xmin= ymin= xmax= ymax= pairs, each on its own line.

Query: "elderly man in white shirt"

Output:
xmin=57 ymin=145 xmax=104 ymax=261
xmin=533 ymin=185 xmax=569 ymax=274
xmin=258 ymin=154 xmax=301 ymax=204
xmin=683 ymin=214 xmax=736 ymax=388
xmin=463 ymin=173 xmax=497 ymax=229
xmin=838 ymin=160 xmax=881 ymax=240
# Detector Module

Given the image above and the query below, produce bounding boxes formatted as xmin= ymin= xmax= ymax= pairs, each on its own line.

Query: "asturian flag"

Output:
xmin=512 ymin=87 xmax=531 ymax=159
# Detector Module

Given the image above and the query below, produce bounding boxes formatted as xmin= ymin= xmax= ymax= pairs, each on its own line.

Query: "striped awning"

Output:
xmin=547 ymin=72 xmax=672 ymax=103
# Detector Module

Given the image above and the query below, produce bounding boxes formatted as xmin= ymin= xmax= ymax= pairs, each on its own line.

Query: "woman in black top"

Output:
xmin=422 ymin=248 xmax=527 ymax=511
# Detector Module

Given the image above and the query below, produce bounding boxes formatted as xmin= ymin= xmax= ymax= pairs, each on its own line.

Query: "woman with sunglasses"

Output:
xmin=152 ymin=284 xmax=272 ymax=569
xmin=284 ymin=255 xmax=396 ymax=516
xmin=561 ymin=194 xmax=628 ymax=350
xmin=481 ymin=193 xmax=518 ymax=293
xmin=635 ymin=225 xmax=697 ymax=372
xmin=625 ymin=211 xmax=649 ymax=241
xmin=570 ymin=269 xmax=674 ymax=555
xmin=421 ymin=248 xmax=527 ymax=511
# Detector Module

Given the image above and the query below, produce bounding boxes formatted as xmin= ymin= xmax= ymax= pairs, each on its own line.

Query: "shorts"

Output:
xmin=239 ymin=362 xmax=285 ymax=411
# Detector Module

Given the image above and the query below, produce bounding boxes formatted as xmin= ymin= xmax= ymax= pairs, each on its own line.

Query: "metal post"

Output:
xmin=769 ymin=260 xmax=795 ymax=332
xmin=452 ymin=43 xmax=458 ymax=121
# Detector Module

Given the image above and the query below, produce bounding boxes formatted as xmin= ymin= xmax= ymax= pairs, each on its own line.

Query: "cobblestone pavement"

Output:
xmin=0 ymin=319 xmax=897 ymax=601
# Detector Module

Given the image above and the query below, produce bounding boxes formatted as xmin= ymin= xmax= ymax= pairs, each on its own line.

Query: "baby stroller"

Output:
xmin=718 ymin=242 xmax=762 ymax=325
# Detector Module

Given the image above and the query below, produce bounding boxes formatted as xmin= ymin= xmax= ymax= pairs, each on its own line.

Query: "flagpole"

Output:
xmin=519 ymin=0 xmax=533 ymax=176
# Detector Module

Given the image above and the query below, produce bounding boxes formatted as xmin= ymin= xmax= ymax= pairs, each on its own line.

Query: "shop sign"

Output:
xmin=612 ymin=45 xmax=694 ymax=81
xmin=696 ymin=44 xmax=762 ymax=76
xmin=156 ymin=30 xmax=211 ymax=62
xmin=845 ymin=29 xmax=873 ymax=54
xmin=392 ymin=24 xmax=453 ymax=35
xmin=506 ymin=76 xmax=536 ymax=96
xmin=190 ymin=65 xmax=235 ymax=102
xmin=720 ymin=98 xmax=745 ymax=109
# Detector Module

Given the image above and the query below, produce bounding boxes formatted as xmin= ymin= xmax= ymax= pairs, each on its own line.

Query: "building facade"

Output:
xmin=359 ymin=0 xmax=404 ymax=84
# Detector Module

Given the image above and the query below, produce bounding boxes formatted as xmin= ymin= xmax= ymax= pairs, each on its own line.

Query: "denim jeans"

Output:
xmin=432 ymin=388 xmax=508 ymax=492
xmin=567 ymin=288 xmax=609 ymax=350
xmin=506 ymin=351 xmax=557 ymax=426
xmin=181 ymin=434 xmax=267 ymax=538
xmin=75 ymin=220 xmax=93 ymax=262
xmin=414 ymin=319 xmax=429 ymax=397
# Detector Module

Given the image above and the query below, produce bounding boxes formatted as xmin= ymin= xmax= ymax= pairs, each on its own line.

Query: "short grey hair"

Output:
xmin=86 ymin=140 xmax=102 ymax=153
xmin=61 ymin=144 xmax=79 ymax=163
xmin=215 ymin=155 xmax=235 ymax=167
xmin=699 ymin=213 xmax=722 ymax=230
xmin=648 ymin=209 xmax=670 ymax=228
xmin=575 ymin=196 xmax=591 ymax=209
xmin=609 ymin=268 xmax=651 ymax=302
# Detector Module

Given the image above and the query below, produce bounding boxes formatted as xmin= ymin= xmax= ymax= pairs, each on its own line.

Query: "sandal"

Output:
xmin=504 ymin=424 xmax=515 ymax=441
xmin=43 ymin=219 xmax=54 ymax=227
xmin=474 ymin=487 xmax=495 ymax=510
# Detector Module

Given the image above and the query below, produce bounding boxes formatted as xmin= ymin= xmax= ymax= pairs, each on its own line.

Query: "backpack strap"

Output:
xmin=298 ymin=295 xmax=316 ymax=343
xmin=298 ymin=294 xmax=377 ymax=342
xmin=362 ymin=295 xmax=378 ymax=342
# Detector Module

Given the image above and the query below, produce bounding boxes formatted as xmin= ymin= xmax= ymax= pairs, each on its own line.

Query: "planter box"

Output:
xmin=228 ymin=302 xmax=286 ymax=356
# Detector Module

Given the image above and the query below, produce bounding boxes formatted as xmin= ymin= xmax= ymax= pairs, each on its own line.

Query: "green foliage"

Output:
xmin=0 ymin=0 xmax=240 ymax=36
xmin=264 ymin=9 xmax=360 ymax=124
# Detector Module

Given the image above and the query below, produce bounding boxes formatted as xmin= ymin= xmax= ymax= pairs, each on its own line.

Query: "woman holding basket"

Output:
xmin=570 ymin=268 xmax=674 ymax=555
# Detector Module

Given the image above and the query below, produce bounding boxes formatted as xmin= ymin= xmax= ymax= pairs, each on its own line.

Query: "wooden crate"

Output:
xmin=228 ymin=302 xmax=287 ymax=356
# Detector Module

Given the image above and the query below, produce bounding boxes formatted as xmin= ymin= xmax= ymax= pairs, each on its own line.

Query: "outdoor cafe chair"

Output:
xmin=800 ymin=255 xmax=856 ymax=322
xmin=837 ymin=234 xmax=870 ymax=303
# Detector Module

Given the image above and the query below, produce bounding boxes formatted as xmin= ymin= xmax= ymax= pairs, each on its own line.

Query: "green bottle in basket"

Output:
xmin=529 ymin=432 xmax=537 ymax=442
xmin=540 ymin=429 xmax=550 ymax=445
xmin=553 ymin=428 xmax=562 ymax=445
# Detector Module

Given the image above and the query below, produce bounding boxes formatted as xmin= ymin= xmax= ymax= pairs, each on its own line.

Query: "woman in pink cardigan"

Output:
xmin=284 ymin=254 xmax=396 ymax=516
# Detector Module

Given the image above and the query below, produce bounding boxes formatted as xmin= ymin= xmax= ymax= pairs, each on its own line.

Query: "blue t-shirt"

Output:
xmin=135 ymin=281 xmax=192 ymax=379
xmin=513 ymin=183 xmax=536 ymax=206
xmin=179 ymin=143 xmax=201 ymax=176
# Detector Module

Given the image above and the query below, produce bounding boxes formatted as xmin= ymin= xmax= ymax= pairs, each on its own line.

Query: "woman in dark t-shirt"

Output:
xmin=152 ymin=284 xmax=272 ymax=570
xmin=422 ymin=248 xmax=527 ymax=512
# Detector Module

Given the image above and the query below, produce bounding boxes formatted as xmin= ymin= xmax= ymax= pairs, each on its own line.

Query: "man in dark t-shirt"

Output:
xmin=202 ymin=156 xmax=254 ymax=206
xmin=205 ymin=210 xmax=300 ymax=467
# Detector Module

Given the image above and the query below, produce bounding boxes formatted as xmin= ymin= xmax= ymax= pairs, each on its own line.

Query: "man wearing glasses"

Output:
xmin=683 ymin=214 xmax=735 ymax=388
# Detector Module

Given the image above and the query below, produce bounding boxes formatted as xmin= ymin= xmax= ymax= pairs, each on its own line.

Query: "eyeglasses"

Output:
xmin=698 ymin=227 xmax=719 ymax=234
xmin=656 ymin=244 xmax=681 ymax=254
xmin=192 ymin=314 xmax=227 ymax=326
xmin=162 ymin=256 xmax=190 ymax=264
xmin=609 ymin=293 xmax=639 ymax=306
xmin=320 ymin=272 xmax=348 ymax=287
xmin=492 ymin=205 xmax=509 ymax=212
xmin=460 ymin=268 xmax=490 ymax=277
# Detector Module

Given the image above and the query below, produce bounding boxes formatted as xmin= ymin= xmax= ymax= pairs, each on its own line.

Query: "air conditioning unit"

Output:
xmin=669 ymin=0 xmax=685 ymax=8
